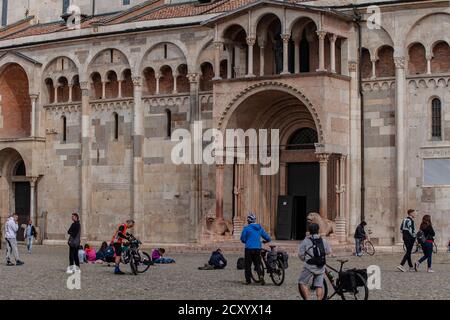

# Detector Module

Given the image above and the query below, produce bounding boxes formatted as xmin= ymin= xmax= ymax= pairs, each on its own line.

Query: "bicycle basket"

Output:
xmin=349 ymin=268 xmax=368 ymax=287
xmin=277 ymin=251 xmax=289 ymax=269
xmin=267 ymin=251 xmax=278 ymax=270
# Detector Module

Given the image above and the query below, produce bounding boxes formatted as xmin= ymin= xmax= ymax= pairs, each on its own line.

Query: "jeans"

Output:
xmin=355 ymin=238 xmax=363 ymax=256
xmin=153 ymin=257 xmax=175 ymax=264
xmin=26 ymin=237 xmax=33 ymax=252
xmin=244 ymin=249 xmax=262 ymax=283
xmin=5 ymin=238 xmax=20 ymax=263
xmin=418 ymin=242 xmax=433 ymax=268
xmin=401 ymin=237 xmax=415 ymax=268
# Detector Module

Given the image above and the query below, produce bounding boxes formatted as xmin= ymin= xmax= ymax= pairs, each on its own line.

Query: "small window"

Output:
xmin=123 ymin=0 xmax=131 ymax=5
xmin=431 ymin=98 xmax=442 ymax=140
xmin=110 ymin=49 xmax=114 ymax=63
xmin=62 ymin=0 xmax=70 ymax=14
xmin=287 ymin=128 xmax=318 ymax=150
xmin=166 ymin=109 xmax=171 ymax=138
xmin=164 ymin=44 xmax=168 ymax=59
xmin=2 ymin=0 xmax=8 ymax=26
xmin=113 ymin=112 xmax=119 ymax=140
xmin=14 ymin=160 xmax=26 ymax=176
xmin=62 ymin=116 xmax=67 ymax=142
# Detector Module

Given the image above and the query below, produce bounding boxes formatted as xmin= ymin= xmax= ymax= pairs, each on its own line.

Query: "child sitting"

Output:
xmin=151 ymin=248 xmax=175 ymax=264
xmin=78 ymin=245 xmax=86 ymax=264
xmin=84 ymin=244 xmax=97 ymax=263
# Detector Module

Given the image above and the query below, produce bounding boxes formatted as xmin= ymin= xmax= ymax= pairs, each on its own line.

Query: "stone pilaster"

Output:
xmin=213 ymin=41 xmax=223 ymax=80
xmin=329 ymin=34 xmax=338 ymax=73
xmin=246 ymin=37 xmax=256 ymax=77
xmin=317 ymin=153 xmax=330 ymax=219
xmin=316 ymin=30 xmax=327 ymax=72
xmin=80 ymin=81 xmax=91 ymax=240
xmin=29 ymin=94 xmax=39 ymax=137
xmin=281 ymin=33 xmax=291 ymax=74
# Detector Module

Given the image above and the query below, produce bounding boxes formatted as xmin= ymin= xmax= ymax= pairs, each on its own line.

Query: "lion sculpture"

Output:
xmin=306 ymin=212 xmax=335 ymax=236
xmin=203 ymin=213 xmax=233 ymax=236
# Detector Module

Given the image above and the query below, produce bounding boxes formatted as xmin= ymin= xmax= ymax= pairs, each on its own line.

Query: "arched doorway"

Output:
xmin=0 ymin=148 xmax=31 ymax=241
xmin=218 ymin=87 xmax=326 ymax=241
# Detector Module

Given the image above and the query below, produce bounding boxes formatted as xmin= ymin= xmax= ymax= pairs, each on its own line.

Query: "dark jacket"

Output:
xmin=208 ymin=251 xmax=227 ymax=268
xmin=67 ymin=221 xmax=81 ymax=248
xmin=354 ymin=224 xmax=366 ymax=239
xmin=401 ymin=217 xmax=415 ymax=241
xmin=420 ymin=224 xmax=435 ymax=242
xmin=240 ymin=223 xmax=271 ymax=249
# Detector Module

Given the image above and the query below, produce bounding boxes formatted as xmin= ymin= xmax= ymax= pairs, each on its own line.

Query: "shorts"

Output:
xmin=298 ymin=268 xmax=325 ymax=288
xmin=113 ymin=243 xmax=123 ymax=256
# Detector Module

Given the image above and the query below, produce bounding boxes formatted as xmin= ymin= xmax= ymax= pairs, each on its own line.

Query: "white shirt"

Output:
xmin=5 ymin=217 xmax=18 ymax=239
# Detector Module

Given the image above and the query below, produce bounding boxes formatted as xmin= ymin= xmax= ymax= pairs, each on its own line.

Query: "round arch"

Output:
xmin=137 ymin=40 xmax=188 ymax=75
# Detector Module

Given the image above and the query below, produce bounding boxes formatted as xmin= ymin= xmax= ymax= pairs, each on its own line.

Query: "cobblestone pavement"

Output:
xmin=0 ymin=244 xmax=449 ymax=300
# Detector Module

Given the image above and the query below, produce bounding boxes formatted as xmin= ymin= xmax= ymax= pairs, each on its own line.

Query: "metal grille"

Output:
xmin=431 ymin=98 xmax=442 ymax=140
xmin=287 ymin=128 xmax=318 ymax=150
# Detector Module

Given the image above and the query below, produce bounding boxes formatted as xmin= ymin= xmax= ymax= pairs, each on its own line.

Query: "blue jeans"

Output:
xmin=418 ymin=242 xmax=433 ymax=268
xmin=26 ymin=237 xmax=33 ymax=252
xmin=355 ymin=238 xmax=363 ymax=256
xmin=153 ymin=257 xmax=175 ymax=264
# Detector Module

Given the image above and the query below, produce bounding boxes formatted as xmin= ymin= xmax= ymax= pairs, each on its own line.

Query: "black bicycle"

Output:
xmin=403 ymin=240 xmax=437 ymax=254
xmin=299 ymin=259 xmax=369 ymax=300
xmin=121 ymin=234 xmax=152 ymax=275
xmin=250 ymin=245 xmax=286 ymax=286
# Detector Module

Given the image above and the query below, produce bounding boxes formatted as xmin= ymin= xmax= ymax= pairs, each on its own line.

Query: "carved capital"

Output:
xmin=79 ymin=81 xmax=89 ymax=91
xmin=213 ymin=41 xmax=224 ymax=50
xmin=246 ymin=37 xmax=256 ymax=47
xmin=29 ymin=94 xmax=39 ymax=101
xmin=329 ymin=33 xmax=338 ymax=43
xmin=316 ymin=153 xmax=330 ymax=163
xmin=316 ymin=30 xmax=327 ymax=40
xmin=187 ymin=73 xmax=200 ymax=83
xmin=281 ymin=33 xmax=291 ymax=43
xmin=394 ymin=57 xmax=406 ymax=69
xmin=348 ymin=61 xmax=358 ymax=73
xmin=132 ymin=76 xmax=142 ymax=86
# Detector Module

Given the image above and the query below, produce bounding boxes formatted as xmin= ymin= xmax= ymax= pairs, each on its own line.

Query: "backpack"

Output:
xmin=105 ymin=245 xmax=115 ymax=259
xmin=416 ymin=230 xmax=426 ymax=244
xmin=236 ymin=257 xmax=245 ymax=270
xmin=306 ymin=238 xmax=326 ymax=267
xmin=277 ymin=251 xmax=289 ymax=269
xmin=267 ymin=250 xmax=278 ymax=270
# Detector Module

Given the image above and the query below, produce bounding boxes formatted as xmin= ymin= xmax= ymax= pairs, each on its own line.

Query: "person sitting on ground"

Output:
xmin=78 ymin=245 xmax=86 ymax=264
xmin=199 ymin=248 xmax=227 ymax=270
xmin=95 ymin=241 xmax=108 ymax=261
xmin=151 ymin=248 xmax=175 ymax=264
xmin=84 ymin=244 xmax=97 ymax=263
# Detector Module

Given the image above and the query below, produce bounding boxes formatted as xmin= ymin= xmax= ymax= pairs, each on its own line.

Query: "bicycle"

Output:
xmin=299 ymin=259 xmax=369 ymax=300
xmin=121 ymin=234 xmax=152 ymax=275
xmin=250 ymin=245 xmax=286 ymax=286
xmin=403 ymin=239 xmax=437 ymax=254
xmin=360 ymin=232 xmax=375 ymax=256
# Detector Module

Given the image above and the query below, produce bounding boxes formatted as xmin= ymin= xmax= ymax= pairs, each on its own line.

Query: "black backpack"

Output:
xmin=306 ymin=238 xmax=326 ymax=267
xmin=236 ymin=257 xmax=245 ymax=270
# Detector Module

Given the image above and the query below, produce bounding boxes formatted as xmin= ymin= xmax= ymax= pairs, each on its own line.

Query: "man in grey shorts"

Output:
xmin=298 ymin=223 xmax=331 ymax=300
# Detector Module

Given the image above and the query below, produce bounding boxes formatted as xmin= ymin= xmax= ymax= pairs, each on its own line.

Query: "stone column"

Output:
xmin=316 ymin=30 xmax=327 ymax=72
xmin=317 ymin=153 xmax=330 ymax=219
xmin=371 ymin=59 xmax=377 ymax=79
xmin=232 ymin=164 xmax=244 ymax=239
xmin=132 ymin=76 xmax=145 ymax=240
xmin=118 ymin=80 xmax=123 ymax=98
xmin=54 ymin=86 xmax=58 ymax=104
xmin=294 ymin=40 xmax=300 ymax=74
xmin=173 ymin=72 xmax=178 ymax=94
xmin=215 ymin=164 xmax=224 ymax=220
xmin=329 ymin=34 xmax=337 ymax=73
xmin=226 ymin=44 xmax=233 ymax=79
xmin=68 ymin=85 xmax=73 ymax=102
xmin=102 ymin=81 xmax=106 ymax=99
xmin=394 ymin=57 xmax=407 ymax=244
xmin=155 ymin=73 xmax=161 ymax=95
xmin=258 ymin=40 xmax=265 ymax=77
xmin=213 ymin=41 xmax=223 ymax=80
xmin=281 ymin=33 xmax=291 ymax=74
xmin=246 ymin=37 xmax=256 ymax=77
xmin=80 ymin=81 xmax=91 ymax=240
xmin=29 ymin=177 xmax=38 ymax=223
xmin=29 ymin=94 xmax=38 ymax=137
xmin=426 ymin=54 xmax=432 ymax=75
xmin=335 ymin=155 xmax=347 ymax=241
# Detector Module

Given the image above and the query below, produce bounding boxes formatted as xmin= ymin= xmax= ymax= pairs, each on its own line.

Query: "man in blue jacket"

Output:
xmin=240 ymin=213 xmax=271 ymax=285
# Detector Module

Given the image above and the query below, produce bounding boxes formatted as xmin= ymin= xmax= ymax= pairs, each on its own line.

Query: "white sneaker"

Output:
xmin=74 ymin=266 xmax=81 ymax=273
xmin=396 ymin=265 xmax=406 ymax=272
xmin=427 ymin=269 xmax=435 ymax=273
xmin=66 ymin=265 xmax=75 ymax=274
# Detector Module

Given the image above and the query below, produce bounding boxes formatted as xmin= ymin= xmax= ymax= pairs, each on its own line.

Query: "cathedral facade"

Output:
xmin=0 ymin=0 xmax=449 ymax=247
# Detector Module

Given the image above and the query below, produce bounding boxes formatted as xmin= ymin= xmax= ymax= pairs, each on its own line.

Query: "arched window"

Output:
xmin=166 ymin=109 xmax=172 ymax=138
xmin=431 ymin=98 xmax=442 ymax=140
xmin=287 ymin=128 xmax=318 ymax=150
xmin=62 ymin=116 xmax=67 ymax=142
xmin=113 ymin=112 xmax=119 ymax=140
xmin=14 ymin=160 xmax=26 ymax=176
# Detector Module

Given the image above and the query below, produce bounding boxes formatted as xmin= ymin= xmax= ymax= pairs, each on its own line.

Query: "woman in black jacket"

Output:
xmin=415 ymin=215 xmax=435 ymax=273
xmin=67 ymin=213 xmax=81 ymax=274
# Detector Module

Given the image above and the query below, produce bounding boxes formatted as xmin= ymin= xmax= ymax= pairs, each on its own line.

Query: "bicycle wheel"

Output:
xmin=340 ymin=273 xmax=368 ymax=300
xmin=364 ymin=241 xmax=375 ymax=256
xmin=137 ymin=251 xmax=152 ymax=273
xmin=269 ymin=260 xmax=285 ymax=286
xmin=130 ymin=256 xmax=138 ymax=275
xmin=299 ymin=278 xmax=328 ymax=300
xmin=250 ymin=257 xmax=265 ymax=283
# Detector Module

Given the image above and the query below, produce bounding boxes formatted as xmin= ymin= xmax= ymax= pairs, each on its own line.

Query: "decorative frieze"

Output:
xmin=407 ymin=76 xmax=450 ymax=91
xmin=362 ymin=79 xmax=395 ymax=92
